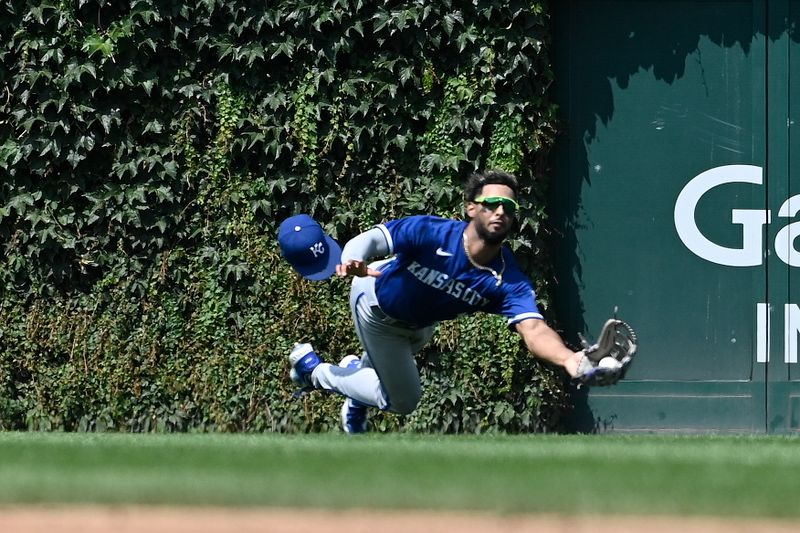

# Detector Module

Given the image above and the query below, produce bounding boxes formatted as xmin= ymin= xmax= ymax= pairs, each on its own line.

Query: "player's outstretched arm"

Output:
xmin=337 ymin=227 xmax=390 ymax=278
xmin=515 ymin=319 xmax=582 ymax=377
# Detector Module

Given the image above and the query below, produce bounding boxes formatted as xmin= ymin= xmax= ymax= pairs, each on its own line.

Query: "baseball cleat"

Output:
xmin=339 ymin=355 xmax=368 ymax=434
xmin=289 ymin=343 xmax=322 ymax=392
xmin=338 ymin=354 xmax=360 ymax=370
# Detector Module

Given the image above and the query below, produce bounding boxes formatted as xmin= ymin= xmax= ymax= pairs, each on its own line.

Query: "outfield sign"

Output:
xmin=675 ymin=164 xmax=799 ymax=363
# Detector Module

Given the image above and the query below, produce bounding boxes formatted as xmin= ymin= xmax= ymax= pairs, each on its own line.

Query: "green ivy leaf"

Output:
xmin=81 ymin=35 xmax=115 ymax=59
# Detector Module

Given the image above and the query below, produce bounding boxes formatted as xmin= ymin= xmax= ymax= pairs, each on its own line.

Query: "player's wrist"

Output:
xmin=564 ymin=351 xmax=584 ymax=378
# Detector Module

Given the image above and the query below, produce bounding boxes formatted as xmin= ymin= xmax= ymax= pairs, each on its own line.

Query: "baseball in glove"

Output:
xmin=573 ymin=318 xmax=638 ymax=386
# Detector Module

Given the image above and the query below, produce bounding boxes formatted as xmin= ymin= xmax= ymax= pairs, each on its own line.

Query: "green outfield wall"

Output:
xmin=550 ymin=0 xmax=800 ymax=433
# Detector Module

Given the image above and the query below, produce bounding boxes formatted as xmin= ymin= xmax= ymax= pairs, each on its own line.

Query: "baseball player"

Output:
xmin=285 ymin=170 xmax=633 ymax=433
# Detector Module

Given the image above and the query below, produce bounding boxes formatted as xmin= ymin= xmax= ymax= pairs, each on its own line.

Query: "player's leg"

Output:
xmin=354 ymin=330 xmax=434 ymax=414
xmin=309 ymin=281 xmax=412 ymax=410
xmin=308 ymin=273 xmax=433 ymax=414
xmin=347 ymin=273 xmax=434 ymax=414
xmin=349 ymin=307 xmax=433 ymax=414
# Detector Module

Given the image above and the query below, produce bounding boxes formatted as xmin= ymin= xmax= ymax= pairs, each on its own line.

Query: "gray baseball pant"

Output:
xmin=311 ymin=269 xmax=435 ymax=414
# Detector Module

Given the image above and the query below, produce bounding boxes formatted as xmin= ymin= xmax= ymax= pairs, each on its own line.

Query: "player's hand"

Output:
xmin=336 ymin=260 xmax=382 ymax=278
xmin=573 ymin=351 xmax=622 ymax=386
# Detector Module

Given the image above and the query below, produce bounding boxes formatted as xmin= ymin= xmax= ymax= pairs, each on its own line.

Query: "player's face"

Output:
xmin=468 ymin=184 xmax=516 ymax=245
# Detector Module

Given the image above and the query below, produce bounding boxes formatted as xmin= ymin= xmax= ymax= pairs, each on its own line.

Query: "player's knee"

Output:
xmin=388 ymin=388 xmax=421 ymax=415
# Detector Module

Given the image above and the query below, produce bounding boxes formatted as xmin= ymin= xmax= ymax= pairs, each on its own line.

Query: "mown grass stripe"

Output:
xmin=0 ymin=433 xmax=797 ymax=517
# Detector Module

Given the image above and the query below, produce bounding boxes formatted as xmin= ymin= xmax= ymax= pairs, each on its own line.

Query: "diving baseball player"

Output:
xmin=283 ymin=170 xmax=635 ymax=433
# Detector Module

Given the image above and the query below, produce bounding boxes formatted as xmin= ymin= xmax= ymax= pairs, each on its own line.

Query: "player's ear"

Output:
xmin=465 ymin=201 xmax=478 ymax=219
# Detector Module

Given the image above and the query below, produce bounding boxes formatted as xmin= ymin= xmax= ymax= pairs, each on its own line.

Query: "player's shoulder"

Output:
xmin=383 ymin=214 xmax=463 ymax=233
xmin=392 ymin=214 xmax=456 ymax=224
xmin=380 ymin=215 xmax=465 ymax=252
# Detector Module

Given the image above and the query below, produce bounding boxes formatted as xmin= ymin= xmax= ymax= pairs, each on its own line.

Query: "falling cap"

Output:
xmin=278 ymin=214 xmax=342 ymax=281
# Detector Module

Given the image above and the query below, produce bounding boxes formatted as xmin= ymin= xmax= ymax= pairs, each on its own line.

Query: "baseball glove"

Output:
xmin=573 ymin=318 xmax=638 ymax=386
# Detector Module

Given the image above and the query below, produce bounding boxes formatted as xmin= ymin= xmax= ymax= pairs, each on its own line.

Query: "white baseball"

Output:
xmin=598 ymin=356 xmax=622 ymax=370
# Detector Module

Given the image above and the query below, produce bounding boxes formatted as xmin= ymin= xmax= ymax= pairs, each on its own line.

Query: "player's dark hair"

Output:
xmin=463 ymin=170 xmax=519 ymax=202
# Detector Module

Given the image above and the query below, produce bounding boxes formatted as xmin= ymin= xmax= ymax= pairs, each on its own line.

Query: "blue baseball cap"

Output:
xmin=278 ymin=214 xmax=342 ymax=281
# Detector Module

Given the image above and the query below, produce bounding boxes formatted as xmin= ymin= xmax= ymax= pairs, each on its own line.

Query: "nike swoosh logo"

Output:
xmin=436 ymin=248 xmax=454 ymax=257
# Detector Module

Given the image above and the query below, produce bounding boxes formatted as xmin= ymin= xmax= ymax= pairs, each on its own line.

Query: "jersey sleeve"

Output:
xmin=377 ymin=215 xmax=437 ymax=255
xmin=341 ymin=227 xmax=391 ymax=262
xmin=499 ymin=279 xmax=543 ymax=326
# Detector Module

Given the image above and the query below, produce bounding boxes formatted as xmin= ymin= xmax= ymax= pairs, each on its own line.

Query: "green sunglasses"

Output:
xmin=473 ymin=195 xmax=520 ymax=216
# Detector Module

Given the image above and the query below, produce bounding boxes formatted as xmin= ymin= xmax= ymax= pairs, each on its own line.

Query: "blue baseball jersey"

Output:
xmin=373 ymin=215 xmax=543 ymax=327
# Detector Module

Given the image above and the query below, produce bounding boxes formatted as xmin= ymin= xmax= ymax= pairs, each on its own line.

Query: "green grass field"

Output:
xmin=1 ymin=432 xmax=798 ymax=518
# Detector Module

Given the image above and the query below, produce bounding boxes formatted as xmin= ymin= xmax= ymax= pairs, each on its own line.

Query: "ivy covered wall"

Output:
xmin=0 ymin=0 xmax=568 ymax=433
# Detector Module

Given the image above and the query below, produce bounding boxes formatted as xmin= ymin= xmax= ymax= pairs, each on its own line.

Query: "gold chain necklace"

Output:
xmin=462 ymin=230 xmax=505 ymax=286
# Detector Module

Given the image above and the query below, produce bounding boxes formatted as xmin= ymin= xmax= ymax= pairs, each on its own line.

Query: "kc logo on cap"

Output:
xmin=278 ymin=214 xmax=342 ymax=281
